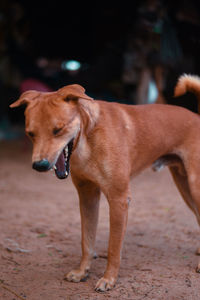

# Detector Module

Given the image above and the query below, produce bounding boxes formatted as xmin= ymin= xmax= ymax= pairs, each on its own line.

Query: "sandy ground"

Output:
xmin=0 ymin=139 xmax=200 ymax=300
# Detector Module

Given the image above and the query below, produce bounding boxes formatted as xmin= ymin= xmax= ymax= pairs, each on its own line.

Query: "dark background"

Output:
xmin=0 ymin=0 xmax=200 ymax=137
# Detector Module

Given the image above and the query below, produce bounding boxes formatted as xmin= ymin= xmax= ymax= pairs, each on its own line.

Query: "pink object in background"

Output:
xmin=20 ymin=78 xmax=53 ymax=93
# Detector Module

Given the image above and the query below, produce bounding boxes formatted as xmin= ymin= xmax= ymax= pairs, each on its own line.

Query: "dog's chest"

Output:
xmin=71 ymin=154 xmax=103 ymax=184
xmin=70 ymin=139 xmax=98 ymax=178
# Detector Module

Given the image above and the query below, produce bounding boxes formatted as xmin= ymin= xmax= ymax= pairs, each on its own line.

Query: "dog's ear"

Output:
xmin=10 ymin=90 xmax=40 ymax=108
xmin=58 ymin=84 xmax=93 ymax=101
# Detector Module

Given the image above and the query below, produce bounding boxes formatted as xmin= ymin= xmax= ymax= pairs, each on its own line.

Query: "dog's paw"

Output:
xmin=64 ymin=269 xmax=89 ymax=283
xmin=95 ymin=276 xmax=116 ymax=292
xmin=196 ymin=247 xmax=200 ymax=256
xmin=196 ymin=261 xmax=200 ymax=273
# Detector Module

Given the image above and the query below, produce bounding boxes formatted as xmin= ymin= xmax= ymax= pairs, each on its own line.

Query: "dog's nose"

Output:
xmin=32 ymin=159 xmax=50 ymax=172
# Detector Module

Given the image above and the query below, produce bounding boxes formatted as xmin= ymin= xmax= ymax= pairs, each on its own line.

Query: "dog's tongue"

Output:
xmin=55 ymin=151 xmax=66 ymax=179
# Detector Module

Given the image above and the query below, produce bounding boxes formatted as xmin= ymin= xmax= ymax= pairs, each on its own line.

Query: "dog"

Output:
xmin=10 ymin=74 xmax=200 ymax=292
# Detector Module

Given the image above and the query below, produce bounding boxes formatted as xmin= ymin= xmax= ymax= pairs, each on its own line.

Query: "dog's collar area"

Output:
xmin=53 ymin=138 xmax=74 ymax=179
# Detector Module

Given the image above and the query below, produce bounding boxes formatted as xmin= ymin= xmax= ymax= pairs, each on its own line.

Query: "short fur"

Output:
xmin=10 ymin=77 xmax=200 ymax=292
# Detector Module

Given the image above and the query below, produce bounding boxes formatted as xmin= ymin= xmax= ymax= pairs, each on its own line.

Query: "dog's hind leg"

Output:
xmin=186 ymin=163 xmax=200 ymax=272
xmin=170 ymin=161 xmax=200 ymax=273
xmin=169 ymin=165 xmax=199 ymax=217
xmin=65 ymin=178 xmax=101 ymax=282
xmin=153 ymin=156 xmax=198 ymax=214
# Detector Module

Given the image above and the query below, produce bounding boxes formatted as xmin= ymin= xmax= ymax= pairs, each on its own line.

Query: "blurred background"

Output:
xmin=1 ymin=3 xmax=200 ymax=298
xmin=0 ymin=0 xmax=200 ymax=140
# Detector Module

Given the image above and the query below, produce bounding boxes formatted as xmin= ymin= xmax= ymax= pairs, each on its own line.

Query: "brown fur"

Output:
xmin=10 ymin=77 xmax=200 ymax=292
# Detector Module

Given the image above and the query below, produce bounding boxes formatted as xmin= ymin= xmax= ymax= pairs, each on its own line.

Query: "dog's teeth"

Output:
xmin=53 ymin=165 xmax=57 ymax=170
xmin=64 ymin=148 xmax=68 ymax=156
xmin=65 ymin=171 xmax=68 ymax=176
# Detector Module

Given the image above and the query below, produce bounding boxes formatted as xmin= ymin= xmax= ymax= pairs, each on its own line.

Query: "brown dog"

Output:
xmin=10 ymin=74 xmax=200 ymax=292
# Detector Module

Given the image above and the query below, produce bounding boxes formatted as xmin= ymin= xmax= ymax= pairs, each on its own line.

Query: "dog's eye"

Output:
xmin=27 ymin=131 xmax=35 ymax=138
xmin=53 ymin=127 xmax=63 ymax=136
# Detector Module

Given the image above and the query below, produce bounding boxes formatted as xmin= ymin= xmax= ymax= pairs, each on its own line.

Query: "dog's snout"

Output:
xmin=32 ymin=159 xmax=50 ymax=172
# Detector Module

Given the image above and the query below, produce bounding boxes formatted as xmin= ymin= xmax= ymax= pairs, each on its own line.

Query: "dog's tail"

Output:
xmin=174 ymin=74 xmax=200 ymax=112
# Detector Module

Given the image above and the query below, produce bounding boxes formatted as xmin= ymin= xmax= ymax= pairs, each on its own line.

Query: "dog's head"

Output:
xmin=10 ymin=84 xmax=98 ymax=179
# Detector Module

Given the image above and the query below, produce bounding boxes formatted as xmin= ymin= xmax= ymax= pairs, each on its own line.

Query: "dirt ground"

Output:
xmin=0 ymin=139 xmax=200 ymax=300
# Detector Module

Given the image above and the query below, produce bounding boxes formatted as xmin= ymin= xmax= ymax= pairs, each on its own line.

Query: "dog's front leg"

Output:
xmin=95 ymin=191 xmax=129 ymax=292
xmin=65 ymin=179 xmax=100 ymax=282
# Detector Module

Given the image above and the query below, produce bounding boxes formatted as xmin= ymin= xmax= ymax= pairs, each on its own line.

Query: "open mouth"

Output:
xmin=53 ymin=139 xmax=74 ymax=179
